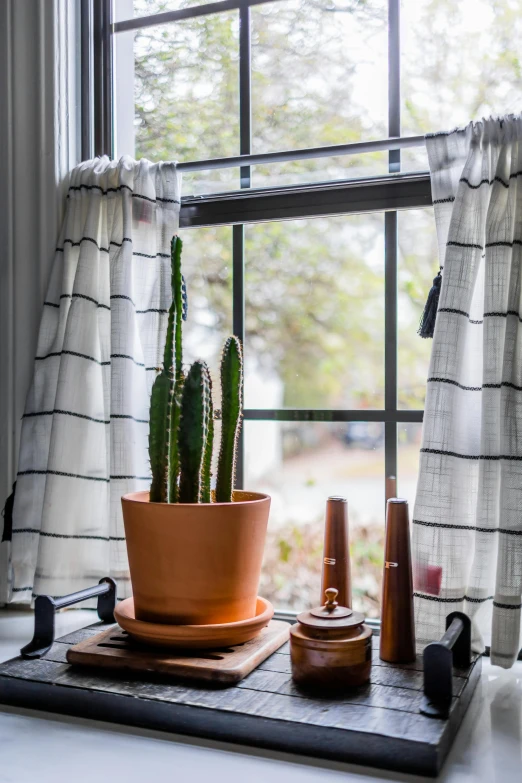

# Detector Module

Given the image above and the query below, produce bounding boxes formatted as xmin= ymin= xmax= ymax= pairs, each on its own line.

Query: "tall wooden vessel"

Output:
xmin=380 ymin=498 xmax=416 ymax=663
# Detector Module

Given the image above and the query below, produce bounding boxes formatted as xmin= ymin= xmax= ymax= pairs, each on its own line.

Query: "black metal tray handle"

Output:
xmin=421 ymin=610 xmax=472 ymax=719
xmin=20 ymin=577 xmax=117 ymax=659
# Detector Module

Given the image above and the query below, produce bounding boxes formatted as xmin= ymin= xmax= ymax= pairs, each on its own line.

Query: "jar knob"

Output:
xmin=324 ymin=587 xmax=339 ymax=611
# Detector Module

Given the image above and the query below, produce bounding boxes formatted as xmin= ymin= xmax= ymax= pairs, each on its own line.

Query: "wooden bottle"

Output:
xmin=320 ymin=496 xmax=352 ymax=609
xmin=380 ymin=498 xmax=416 ymax=663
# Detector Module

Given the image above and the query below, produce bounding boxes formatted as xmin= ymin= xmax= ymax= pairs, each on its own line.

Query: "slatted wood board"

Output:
xmin=66 ymin=621 xmax=290 ymax=684
xmin=0 ymin=621 xmax=482 ymax=777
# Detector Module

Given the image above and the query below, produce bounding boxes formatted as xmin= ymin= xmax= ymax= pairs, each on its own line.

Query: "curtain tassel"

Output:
xmin=418 ymin=269 xmax=442 ymax=339
xmin=1 ymin=481 xmax=16 ymax=542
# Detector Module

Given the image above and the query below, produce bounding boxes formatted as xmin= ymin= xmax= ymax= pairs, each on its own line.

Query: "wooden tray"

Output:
xmin=0 ymin=622 xmax=482 ymax=777
xmin=66 ymin=621 xmax=290 ymax=685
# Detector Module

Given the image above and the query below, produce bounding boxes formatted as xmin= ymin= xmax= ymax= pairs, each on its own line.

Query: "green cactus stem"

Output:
xmin=215 ymin=336 xmax=243 ymax=502
xmin=167 ymin=376 xmax=184 ymax=503
xmin=178 ymin=360 xmax=211 ymax=503
xmin=200 ymin=372 xmax=214 ymax=503
xmin=148 ymin=370 xmax=172 ymax=503
xmin=148 ymin=246 xmax=178 ymax=501
xmin=171 ymin=236 xmax=184 ymax=379
xmin=168 ymin=236 xmax=184 ymax=502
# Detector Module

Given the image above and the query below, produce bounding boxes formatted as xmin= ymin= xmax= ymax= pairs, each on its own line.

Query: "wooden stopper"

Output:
xmin=324 ymin=588 xmax=339 ymax=610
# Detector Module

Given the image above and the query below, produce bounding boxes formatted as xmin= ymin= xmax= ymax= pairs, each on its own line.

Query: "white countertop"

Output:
xmin=1 ymin=609 xmax=521 ymax=783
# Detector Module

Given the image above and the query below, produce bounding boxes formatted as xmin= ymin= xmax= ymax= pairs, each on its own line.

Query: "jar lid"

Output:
xmin=296 ymin=588 xmax=365 ymax=630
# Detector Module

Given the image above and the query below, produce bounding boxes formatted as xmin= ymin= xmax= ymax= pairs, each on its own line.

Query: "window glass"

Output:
xmin=245 ymin=421 xmax=385 ymax=617
xmin=401 ymin=0 xmax=522 ymax=171
xmin=397 ymin=422 xmax=423 ymax=511
xmin=178 ymin=226 xmax=232 ymax=477
xmin=179 ymin=226 xmax=232 ymax=388
xmin=251 ymin=154 xmax=389 ymax=189
xmin=397 ymin=209 xmax=437 ymax=409
xmin=180 ymin=170 xmax=243 ymax=197
xmin=251 ymin=0 xmax=388 ymax=155
xmin=245 ymin=214 xmax=385 ymax=410
xmin=130 ymin=14 xmax=239 ymax=163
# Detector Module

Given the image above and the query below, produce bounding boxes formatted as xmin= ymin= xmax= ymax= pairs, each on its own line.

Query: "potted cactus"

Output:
xmin=121 ymin=237 xmax=271 ymax=628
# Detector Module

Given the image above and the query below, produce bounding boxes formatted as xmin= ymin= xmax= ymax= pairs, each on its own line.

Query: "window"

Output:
xmin=84 ymin=0 xmax=522 ymax=616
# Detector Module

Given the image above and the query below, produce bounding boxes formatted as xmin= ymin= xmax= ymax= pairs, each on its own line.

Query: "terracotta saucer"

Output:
xmin=114 ymin=596 xmax=274 ymax=649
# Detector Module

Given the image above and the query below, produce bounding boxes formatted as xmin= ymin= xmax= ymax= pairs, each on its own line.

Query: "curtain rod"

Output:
xmin=177 ymin=136 xmax=425 ymax=173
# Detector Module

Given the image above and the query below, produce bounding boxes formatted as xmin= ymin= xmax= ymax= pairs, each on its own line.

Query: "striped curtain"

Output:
xmin=9 ymin=156 xmax=181 ymax=603
xmin=413 ymin=115 xmax=522 ymax=668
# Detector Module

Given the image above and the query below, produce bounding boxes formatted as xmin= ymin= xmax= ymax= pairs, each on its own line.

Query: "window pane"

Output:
xmin=401 ymin=0 xmax=522 ymax=142
xmin=251 ymin=0 xmax=388 ymax=155
xmin=245 ymin=421 xmax=385 ymax=617
xmin=244 ymin=214 xmax=385 ymax=410
xmin=397 ymin=208 xmax=437 ymax=409
xmin=252 ymin=153 xmax=389 ymax=189
xmin=172 ymin=226 xmax=231 ymax=479
xmin=400 ymin=145 xmax=430 ymax=175
xmin=181 ymin=169 xmax=243 ymax=197
xmin=397 ymin=422 xmax=423 ymax=511
xmin=179 ymin=226 xmax=232 ymax=385
xmin=127 ymin=14 xmax=239 ymax=163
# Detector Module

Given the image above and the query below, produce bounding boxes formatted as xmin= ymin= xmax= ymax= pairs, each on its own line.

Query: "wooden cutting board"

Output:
xmin=66 ymin=620 xmax=290 ymax=685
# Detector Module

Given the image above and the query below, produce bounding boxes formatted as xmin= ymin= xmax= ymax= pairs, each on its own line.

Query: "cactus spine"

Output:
xmin=215 ymin=336 xmax=243 ymax=502
xmin=178 ymin=361 xmax=211 ymax=503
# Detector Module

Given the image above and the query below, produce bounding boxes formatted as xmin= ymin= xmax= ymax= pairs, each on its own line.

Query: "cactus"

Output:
xmin=167 ymin=378 xmax=183 ymax=502
xmin=178 ymin=361 xmax=211 ymax=503
xmin=200 ymin=372 xmax=214 ymax=503
xmin=168 ymin=236 xmax=184 ymax=502
xmin=148 ymin=235 xmax=243 ymax=504
xmin=148 ymin=371 xmax=172 ymax=502
xmin=148 ymin=255 xmax=176 ymax=501
xmin=215 ymin=336 xmax=243 ymax=502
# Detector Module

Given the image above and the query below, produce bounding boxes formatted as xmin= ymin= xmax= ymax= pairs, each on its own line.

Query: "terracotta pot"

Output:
xmin=121 ymin=490 xmax=271 ymax=625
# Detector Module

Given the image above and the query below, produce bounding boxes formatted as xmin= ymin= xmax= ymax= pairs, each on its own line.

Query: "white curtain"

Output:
xmin=9 ymin=156 xmax=181 ymax=603
xmin=413 ymin=115 xmax=522 ymax=668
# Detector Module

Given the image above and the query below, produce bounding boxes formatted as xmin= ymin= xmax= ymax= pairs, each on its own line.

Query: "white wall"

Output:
xmin=0 ymin=0 xmax=81 ymax=604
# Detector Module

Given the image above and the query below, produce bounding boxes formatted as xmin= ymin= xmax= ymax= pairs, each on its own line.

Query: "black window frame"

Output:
xmin=83 ymin=0 xmax=431 ymax=500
